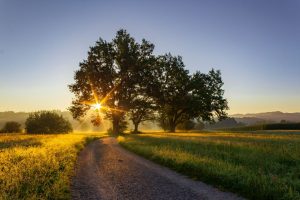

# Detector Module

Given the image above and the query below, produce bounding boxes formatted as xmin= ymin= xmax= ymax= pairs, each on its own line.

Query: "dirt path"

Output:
xmin=71 ymin=137 xmax=245 ymax=200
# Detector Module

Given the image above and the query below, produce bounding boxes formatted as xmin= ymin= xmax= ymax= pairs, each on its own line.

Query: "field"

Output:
xmin=223 ymin=123 xmax=300 ymax=131
xmin=0 ymin=133 xmax=105 ymax=200
xmin=118 ymin=131 xmax=300 ymax=200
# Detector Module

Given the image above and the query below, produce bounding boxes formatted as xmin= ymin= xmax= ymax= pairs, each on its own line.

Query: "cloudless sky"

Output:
xmin=0 ymin=0 xmax=299 ymax=114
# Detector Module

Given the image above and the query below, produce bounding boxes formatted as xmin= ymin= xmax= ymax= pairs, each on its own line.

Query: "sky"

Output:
xmin=0 ymin=0 xmax=299 ymax=114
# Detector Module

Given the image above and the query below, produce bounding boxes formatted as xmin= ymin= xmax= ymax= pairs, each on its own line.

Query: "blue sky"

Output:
xmin=0 ymin=0 xmax=299 ymax=114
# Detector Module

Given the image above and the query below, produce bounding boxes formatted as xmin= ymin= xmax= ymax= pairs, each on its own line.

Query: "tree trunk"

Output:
xmin=133 ymin=122 xmax=139 ymax=134
xmin=169 ymin=121 xmax=176 ymax=132
xmin=112 ymin=116 xmax=120 ymax=135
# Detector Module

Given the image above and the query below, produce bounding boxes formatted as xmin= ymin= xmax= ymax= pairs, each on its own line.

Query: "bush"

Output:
xmin=1 ymin=121 xmax=22 ymax=133
xmin=176 ymin=120 xmax=195 ymax=131
xmin=25 ymin=111 xmax=72 ymax=134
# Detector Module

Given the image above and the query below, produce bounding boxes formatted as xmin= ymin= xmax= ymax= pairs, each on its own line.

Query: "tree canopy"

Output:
xmin=25 ymin=111 xmax=72 ymax=134
xmin=69 ymin=29 xmax=228 ymax=134
xmin=69 ymin=29 xmax=156 ymax=134
xmin=151 ymin=54 xmax=228 ymax=132
xmin=0 ymin=121 xmax=22 ymax=133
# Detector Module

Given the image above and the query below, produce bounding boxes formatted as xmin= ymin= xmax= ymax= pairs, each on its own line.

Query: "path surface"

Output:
xmin=71 ymin=137 xmax=245 ymax=200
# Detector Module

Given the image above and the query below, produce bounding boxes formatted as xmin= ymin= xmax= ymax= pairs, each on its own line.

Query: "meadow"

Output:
xmin=118 ymin=131 xmax=300 ymax=200
xmin=223 ymin=123 xmax=300 ymax=131
xmin=0 ymin=133 xmax=105 ymax=200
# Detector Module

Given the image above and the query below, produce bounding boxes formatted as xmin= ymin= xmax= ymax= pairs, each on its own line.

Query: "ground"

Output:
xmin=1 ymin=131 xmax=299 ymax=200
xmin=0 ymin=133 xmax=104 ymax=199
xmin=118 ymin=131 xmax=300 ymax=200
xmin=71 ymin=137 xmax=243 ymax=200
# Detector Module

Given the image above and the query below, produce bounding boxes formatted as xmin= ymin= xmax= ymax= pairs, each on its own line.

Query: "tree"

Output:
xmin=69 ymin=29 xmax=155 ymax=134
xmin=1 ymin=121 xmax=21 ymax=133
xmin=154 ymin=54 xmax=228 ymax=132
xmin=69 ymin=30 xmax=228 ymax=134
xmin=176 ymin=120 xmax=196 ymax=131
xmin=126 ymin=41 xmax=157 ymax=134
xmin=25 ymin=111 xmax=72 ymax=134
xmin=190 ymin=69 xmax=228 ymax=122
xmin=128 ymin=97 xmax=156 ymax=133
xmin=153 ymin=54 xmax=192 ymax=132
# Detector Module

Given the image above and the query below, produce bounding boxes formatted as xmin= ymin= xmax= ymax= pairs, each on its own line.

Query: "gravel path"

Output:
xmin=71 ymin=137 xmax=245 ymax=200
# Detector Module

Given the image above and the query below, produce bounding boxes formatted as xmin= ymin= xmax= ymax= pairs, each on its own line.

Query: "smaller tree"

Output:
xmin=25 ymin=111 xmax=72 ymax=134
xmin=153 ymin=54 xmax=228 ymax=132
xmin=128 ymin=97 xmax=156 ymax=134
xmin=1 ymin=121 xmax=22 ymax=133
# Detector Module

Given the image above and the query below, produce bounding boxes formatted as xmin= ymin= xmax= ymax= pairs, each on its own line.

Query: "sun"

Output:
xmin=92 ymin=103 xmax=102 ymax=110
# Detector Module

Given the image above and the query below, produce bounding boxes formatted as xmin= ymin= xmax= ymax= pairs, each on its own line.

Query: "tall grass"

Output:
xmin=0 ymin=133 xmax=104 ymax=200
xmin=118 ymin=132 xmax=300 ymax=200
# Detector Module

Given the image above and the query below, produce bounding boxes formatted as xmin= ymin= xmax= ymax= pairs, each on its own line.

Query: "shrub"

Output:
xmin=176 ymin=120 xmax=195 ymax=131
xmin=25 ymin=111 xmax=72 ymax=134
xmin=0 ymin=121 xmax=22 ymax=133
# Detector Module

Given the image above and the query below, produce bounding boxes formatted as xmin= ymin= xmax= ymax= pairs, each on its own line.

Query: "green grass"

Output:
xmin=118 ymin=131 xmax=300 ymax=200
xmin=0 ymin=133 xmax=106 ymax=200
xmin=223 ymin=123 xmax=300 ymax=131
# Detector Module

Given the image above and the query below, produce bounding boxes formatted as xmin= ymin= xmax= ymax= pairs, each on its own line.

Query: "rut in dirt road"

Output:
xmin=71 ymin=137 xmax=245 ymax=200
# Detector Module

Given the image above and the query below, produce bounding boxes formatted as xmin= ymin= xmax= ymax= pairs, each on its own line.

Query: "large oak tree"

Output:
xmin=69 ymin=29 xmax=155 ymax=134
xmin=153 ymin=54 xmax=228 ymax=132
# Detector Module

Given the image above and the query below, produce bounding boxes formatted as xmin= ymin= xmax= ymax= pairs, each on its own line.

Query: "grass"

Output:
xmin=118 ymin=131 xmax=300 ymax=200
xmin=223 ymin=123 xmax=300 ymax=131
xmin=0 ymin=133 xmax=106 ymax=200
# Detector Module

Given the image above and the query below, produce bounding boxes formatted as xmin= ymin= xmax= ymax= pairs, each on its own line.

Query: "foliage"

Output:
xmin=157 ymin=113 xmax=170 ymax=131
xmin=69 ymin=29 xmax=156 ymax=134
xmin=176 ymin=120 xmax=195 ymax=131
xmin=153 ymin=54 xmax=228 ymax=132
xmin=0 ymin=121 xmax=21 ymax=133
xmin=128 ymin=98 xmax=156 ymax=133
xmin=119 ymin=131 xmax=300 ymax=200
xmin=69 ymin=29 xmax=228 ymax=134
xmin=25 ymin=111 xmax=72 ymax=134
xmin=0 ymin=133 xmax=102 ymax=199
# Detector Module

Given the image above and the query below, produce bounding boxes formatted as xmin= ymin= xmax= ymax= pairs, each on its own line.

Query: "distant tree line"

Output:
xmin=69 ymin=29 xmax=229 ymax=134
xmin=0 ymin=111 xmax=72 ymax=134
xmin=0 ymin=121 xmax=22 ymax=133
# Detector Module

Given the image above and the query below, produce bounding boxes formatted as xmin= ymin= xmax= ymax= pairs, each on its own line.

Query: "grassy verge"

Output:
xmin=0 ymin=133 xmax=105 ymax=200
xmin=118 ymin=132 xmax=300 ymax=200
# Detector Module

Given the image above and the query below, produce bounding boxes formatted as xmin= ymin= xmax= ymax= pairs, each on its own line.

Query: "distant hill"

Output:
xmin=0 ymin=111 xmax=29 ymax=128
xmin=205 ymin=118 xmax=245 ymax=129
xmin=230 ymin=111 xmax=300 ymax=125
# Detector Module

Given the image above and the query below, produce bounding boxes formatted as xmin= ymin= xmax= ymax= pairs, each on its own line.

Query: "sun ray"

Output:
xmin=79 ymin=78 xmax=126 ymax=116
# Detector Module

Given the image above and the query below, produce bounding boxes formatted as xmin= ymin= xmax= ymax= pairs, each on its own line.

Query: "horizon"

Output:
xmin=1 ymin=110 xmax=300 ymax=116
xmin=1 ymin=0 xmax=300 ymax=114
